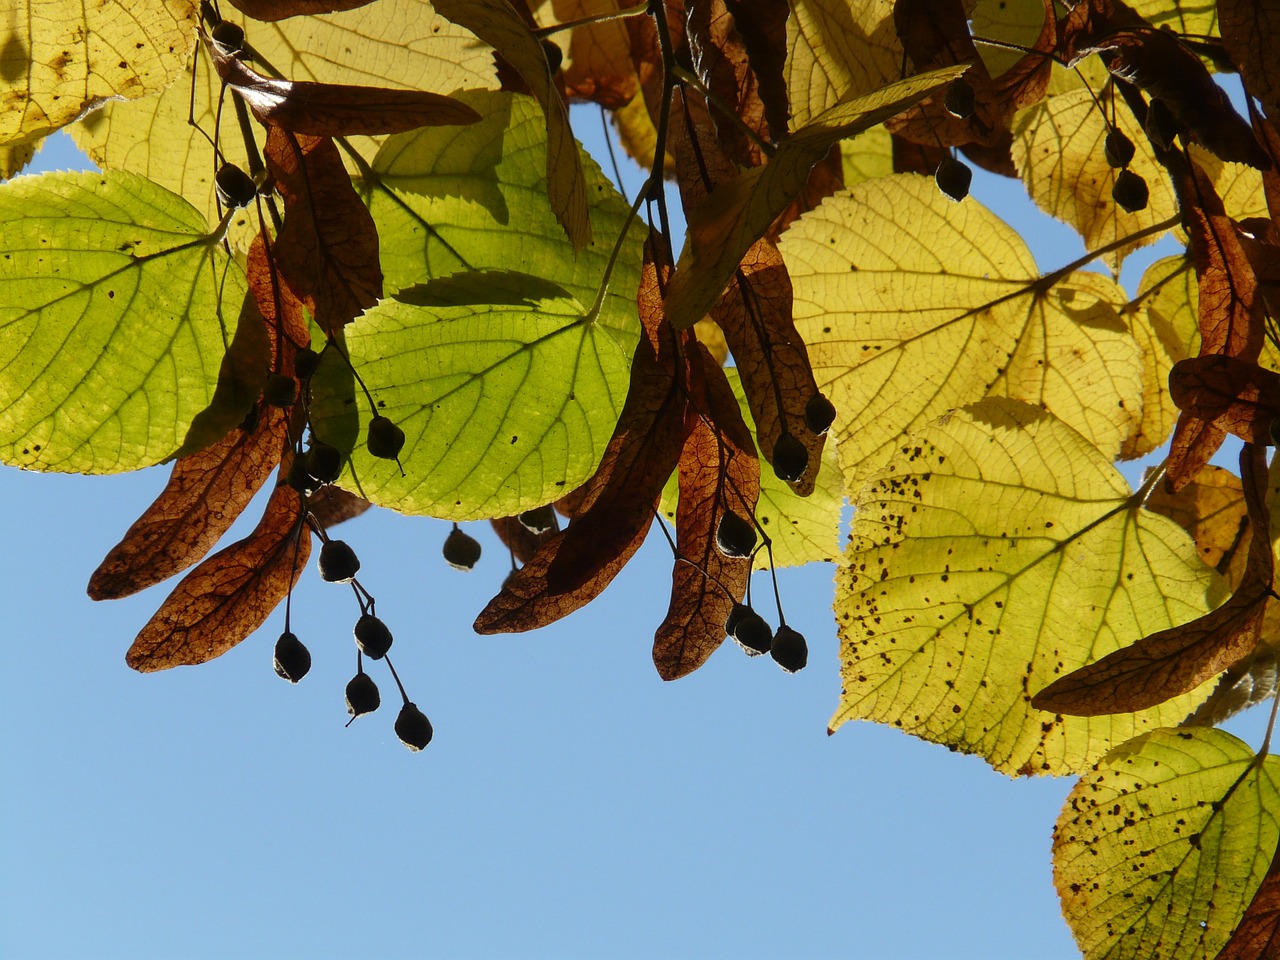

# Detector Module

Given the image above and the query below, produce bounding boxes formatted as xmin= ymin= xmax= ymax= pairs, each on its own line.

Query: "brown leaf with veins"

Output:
xmin=88 ymin=404 xmax=288 ymax=601
xmin=1220 ymin=0 xmax=1280 ymax=117
xmin=545 ymin=246 xmax=687 ymax=593
xmin=307 ymin=487 xmax=372 ymax=529
xmin=126 ymin=484 xmax=311 ymax=671
xmin=491 ymin=514 xmax=559 ymax=566
xmin=688 ymin=0 xmax=772 ymax=166
xmin=204 ymin=34 xmax=481 ymax=136
xmin=1145 ymin=464 xmax=1250 ymax=588
xmin=264 ymin=128 xmax=383 ymax=338
xmin=547 ymin=0 xmax=638 ymax=108
xmin=1213 ymin=835 xmax=1280 ymax=960
xmin=653 ymin=343 xmax=759 ymax=680
xmin=723 ymin=0 xmax=790 ymax=142
xmin=1033 ymin=443 xmax=1273 ymax=717
xmin=1169 ymin=355 xmax=1280 ymax=446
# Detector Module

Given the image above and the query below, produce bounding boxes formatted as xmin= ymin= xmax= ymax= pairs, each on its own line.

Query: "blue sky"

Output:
xmin=0 ymin=111 xmax=1269 ymax=960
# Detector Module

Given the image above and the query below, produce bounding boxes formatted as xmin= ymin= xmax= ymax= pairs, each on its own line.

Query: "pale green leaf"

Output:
xmin=0 ymin=170 xmax=245 ymax=472
xmin=1055 ymin=728 xmax=1280 ymax=960
xmin=831 ymin=399 xmax=1218 ymax=776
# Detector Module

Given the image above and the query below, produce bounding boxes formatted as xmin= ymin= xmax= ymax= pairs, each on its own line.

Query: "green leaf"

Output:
xmin=1055 ymin=728 xmax=1280 ymax=960
xmin=0 ymin=171 xmax=245 ymax=473
xmin=831 ymin=399 xmax=1219 ymax=777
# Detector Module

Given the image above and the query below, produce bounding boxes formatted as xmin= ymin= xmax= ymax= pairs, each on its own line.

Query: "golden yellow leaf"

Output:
xmin=971 ymin=0 xmax=1052 ymax=80
xmin=1146 ymin=464 xmax=1249 ymax=587
xmin=1 ymin=1 xmax=197 ymax=146
xmin=0 ymin=135 xmax=37 ymax=177
xmin=1012 ymin=88 xmax=1176 ymax=273
xmin=838 ymin=124 xmax=892 ymax=186
xmin=832 ymin=399 xmax=1218 ymax=776
xmin=782 ymin=173 xmax=1144 ymax=488
xmin=785 ymin=0 xmax=901 ymax=129
xmin=1119 ymin=254 xmax=1200 ymax=459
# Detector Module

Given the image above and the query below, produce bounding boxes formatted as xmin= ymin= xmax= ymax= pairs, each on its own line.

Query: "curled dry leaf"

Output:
xmin=490 ymin=514 xmax=558 ymax=566
xmin=687 ymin=0 xmax=772 ymax=166
xmin=307 ymin=486 xmax=372 ymax=529
xmin=1169 ymin=355 xmax=1280 ymax=446
xmin=1033 ymin=443 xmax=1273 ymax=717
xmin=88 ymin=404 xmax=288 ymax=600
xmin=126 ymin=484 xmax=311 ymax=671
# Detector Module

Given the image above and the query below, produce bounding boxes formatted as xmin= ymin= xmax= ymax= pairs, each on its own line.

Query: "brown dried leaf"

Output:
xmin=1145 ymin=464 xmax=1250 ymax=588
xmin=226 ymin=0 xmax=377 ymax=18
xmin=724 ymin=0 xmax=789 ymax=140
xmin=307 ymin=486 xmax=372 ymax=528
xmin=688 ymin=0 xmax=771 ymax=166
xmin=653 ymin=343 xmax=759 ymax=680
xmin=205 ymin=36 xmax=482 ymax=135
xmin=264 ymin=127 xmax=383 ymax=338
xmin=544 ymin=248 xmax=687 ymax=593
xmin=1169 ymin=355 xmax=1280 ymax=446
xmin=434 ymin=0 xmax=592 ymax=249
xmin=1213 ymin=836 xmax=1280 ymax=960
xmin=546 ymin=0 xmax=638 ymax=108
xmin=126 ymin=484 xmax=311 ymax=671
xmin=1221 ymin=0 xmax=1280 ymax=116
xmin=490 ymin=514 xmax=559 ymax=566
xmin=88 ymin=404 xmax=288 ymax=600
xmin=1033 ymin=443 xmax=1273 ymax=716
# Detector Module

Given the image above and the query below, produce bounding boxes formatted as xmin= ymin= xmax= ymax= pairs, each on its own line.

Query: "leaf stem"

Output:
xmin=667 ymin=65 xmax=776 ymax=158
xmin=534 ymin=1 xmax=650 ymax=39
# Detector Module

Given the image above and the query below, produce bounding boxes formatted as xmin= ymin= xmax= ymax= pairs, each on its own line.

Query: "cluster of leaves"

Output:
xmin=4 ymin=0 xmax=1280 ymax=954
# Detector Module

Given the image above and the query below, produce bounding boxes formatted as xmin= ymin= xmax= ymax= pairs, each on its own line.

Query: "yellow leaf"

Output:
xmin=838 ymin=125 xmax=892 ymax=186
xmin=831 ymin=399 xmax=1218 ymax=777
xmin=434 ymin=0 xmax=591 ymax=250
xmin=1119 ymin=255 xmax=1200 ymax=459
xmin=1129 ymin=0 xmax=1218 ymax=38
xmin=785 ymin=0 xmax=901 ymax=128
xmin=665 ymin=68 xmax=963 ymax=332
xmin=1 ymin=1 xmax=198 ymax=146
xmin=782 ymin=174 xmax=1144 ymax=488
xmin=1055 ymin=728 xmax=1280 ymax=960
xmin=1012 ymin=88 xmax=1176 ymax=273
xmin=1145 ymin=464 xmax=1249 ymax=587
xmin=70 ymin=0 xmax=496 ymax=248
xmin=971 ymin=0 xmax=1052 ymax=79
xmin=0 ymin=135 xmax=38 ymax=177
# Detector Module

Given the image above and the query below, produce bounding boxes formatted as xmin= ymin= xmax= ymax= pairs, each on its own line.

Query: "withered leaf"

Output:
xmin=126 ymin=484 xmax=311 ymax=671
xmin=1220 ymin=0 xmax=1280 ymax=117
xmin=205 ymin=36 xmax=481 ymax=136
xmin=226 ymin=0 xmax=378 ymax=19
xmin=89 ymin=403 xmax=288 ymax=601
xmin=552 ymin=0 xmax=638 ymax=109
xmin=491 ymin=514 xmax=558 ymax=566
xmin=653 ymin=343 xmax=759 ymax=680
xmin=688 ymin=0 xmax=772 ymax=166
xmin=264 ymin=127 xmax=382 ymax=338
xmin=307 ymin=486 xmax=372 ymax=529
xmin=1213 ymin=835 xmax=1280 ymax=960
xmin=1145 ymin=464 xmax=1250 ymax=587
xmin=1169 ymin=355 xmax=1280 ymax=446
xmin=544 ymin=248 xmax=686 ymax=594
xmin=1034 ymin=444 xmax=1273 ymax=717
xmin=723 ymin=0 xmax=790 ymax=142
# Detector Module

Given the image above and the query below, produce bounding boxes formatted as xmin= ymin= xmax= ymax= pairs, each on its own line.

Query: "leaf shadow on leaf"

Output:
xmin=393 ymin=270 xmax=572 ymax=308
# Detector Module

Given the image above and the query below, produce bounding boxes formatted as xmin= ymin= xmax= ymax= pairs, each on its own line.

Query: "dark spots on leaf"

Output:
xmin=511 ymin=435 xmax=518 ymax=444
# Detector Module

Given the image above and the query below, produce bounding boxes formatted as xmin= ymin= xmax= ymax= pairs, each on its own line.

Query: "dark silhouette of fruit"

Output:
xmin=353 ymin=614 xmax=393 ymax=659
xmin=771 ymin=625 xmax=808 ymax=673
xmin=211 ymin=20 xmax=244 ymax=55
xmin=285 ymin=455 xmax=318 ymax=496
xmin=1103 ymin=129 xmax=1135 ymax=168
xmin=805 ymin=393 xmax=836 ymax=435
xmin=443 ymin=526 xmax=482 ymax=571
xmin=306 ymin=441 xmax=343 ymax=484
xmin=733 ymin=610 xmax=773 ymax=656
xmin=715 ymin=511 xmax=757 ymax=558
xmin=318 ymin=539 xmax=360 ymax=582
xmin=293 ymin=347 xmax=321 ymax=382
xmin=943 ymin=78 xmax=975 ymax=119
xmin=345 ymin=672 xmax=380 ymax=722
xmin=214 ymin=163 xmax=256 ymax=209
xmin=725 ymin=602 xmax=751 ymax=638
xmin=395 ymin=702 xmax=434 ymax=751
xmin=263 ymin=372 xmax=297 ymax=407
xmin=1112 ymin=169 xmax=1149 ymax=213
xmin=273 ymin=631 xmax=311 ymax=682
xmin=934 ymin=156 xmax=972 ymax=202
xmin=1144 ymin=98 xmax=1176 ymax=150
xmin=367 ymin=415 xmax=405 ymax=460
xmin=541 ymin=38 xmax=563 ymax=73
xmin=772 ymin=432 xmax=808 ymax=483
xmin=518 ymin=505 xmax=556 ymax=534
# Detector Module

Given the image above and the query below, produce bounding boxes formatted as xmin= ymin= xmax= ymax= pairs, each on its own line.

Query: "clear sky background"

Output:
xmin=1 ymin=106 xmax=1270 ymax=960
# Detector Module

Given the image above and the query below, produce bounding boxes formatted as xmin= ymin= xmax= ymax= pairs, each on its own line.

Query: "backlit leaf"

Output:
xmin=1215 ymin=834 xmax=1280 ymax=960
xmin=784 ymin=174 xmax=1143 ymax=488
xmin=831 ymin=399 xmax=1217 ymax=777
xmin=1055 ymin=728 xmax=1280 ymax=960
xmin=0 ymin=170 xmax=245 ymax=473
xmin=784 ymin=0 xmax=900 ymax=129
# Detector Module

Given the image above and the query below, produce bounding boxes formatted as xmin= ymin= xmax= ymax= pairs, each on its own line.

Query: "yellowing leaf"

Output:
xmin=0 ymin=171 xmax=245 ymax=473
xmin=1146 ymin=464 xmax=1249 ymax=587
xmin=71 ymin=0 xmax=496 ymax=248
xmin=785 ymin=0 xmax=901 ymax=128
xmin=838 ymin=125 xmax=892 ymax=186
xmin=1055 ymin=728 xmax=1280 ymax=960
xmin=1012 ymin=88 xmax=1176 ymax=272
xmin=665 ymin=67 xmax=963 ymax=332
xmin=831 ymin=399 xmax=1218 ymax=777
xmin=2 ymin=1 xmax=198 ymax=146
xmin=783 ymin=174 xmax=1143 ymax=488
xmin=971 ymin=0 xmax=1051 ymax=79
xmin=434 ymin=0 xmax=591 ymax=249
xmin=1120 ymin=255 xmax=1200 ymax=459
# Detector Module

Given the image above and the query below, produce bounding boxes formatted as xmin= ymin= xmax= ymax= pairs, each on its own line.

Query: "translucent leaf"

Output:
xmin=838 ymin=126 xmax=892 ymax=186
xmin=831 ymin=399 xmax=1218 ymax=777
xmin=0 ymin=171 xmax=244 ymax=473
xmin=1 ymin=0 xmax=198 ymax=146
xmin=1055 ymin=728 xmax=1280 ymax=960
xmin=785 ymin=0 xmax=900 ymax=128
xmin=971 ymin=0 xmax=1053 ymax=79
xmin=782 ymin=174 xmax=1143 ymax=489
xmin=1012 ymin=88 xmax=1176 ymax=273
